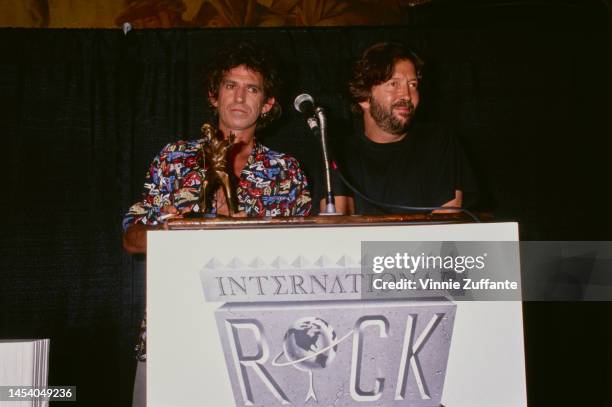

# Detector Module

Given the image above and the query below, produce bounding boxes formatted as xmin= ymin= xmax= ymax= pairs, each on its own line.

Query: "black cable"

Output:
xmin=332 ymin=163 xmax=481 ymax=223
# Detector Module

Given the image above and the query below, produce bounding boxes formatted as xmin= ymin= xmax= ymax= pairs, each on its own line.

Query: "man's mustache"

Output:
xmin=391 ymin=100 xmax=415 ymax=111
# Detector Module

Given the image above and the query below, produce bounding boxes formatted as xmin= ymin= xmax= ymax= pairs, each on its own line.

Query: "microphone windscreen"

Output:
xmin=294 ymin=93 xmax=315 ymax=113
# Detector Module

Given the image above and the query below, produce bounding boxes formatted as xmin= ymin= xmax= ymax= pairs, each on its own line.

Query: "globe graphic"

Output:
xmin=282 ymin=317 xmax=337 ymax=371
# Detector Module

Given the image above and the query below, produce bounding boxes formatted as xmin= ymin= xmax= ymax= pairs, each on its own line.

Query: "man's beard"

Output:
xmin=369 ymin=97 xmax=415 ymax=136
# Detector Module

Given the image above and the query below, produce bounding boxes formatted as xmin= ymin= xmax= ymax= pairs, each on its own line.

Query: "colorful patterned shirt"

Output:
xmin=123 ymin=137 xmax=311 ymax=229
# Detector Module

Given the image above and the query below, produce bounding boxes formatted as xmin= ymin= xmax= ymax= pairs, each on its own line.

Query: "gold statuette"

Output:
xmin=199 ymin=123 xmax=238 ymax=216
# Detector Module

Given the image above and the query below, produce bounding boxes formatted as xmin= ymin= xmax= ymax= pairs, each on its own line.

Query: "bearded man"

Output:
xmin=330 ymin=42 xmax=478 ymax=214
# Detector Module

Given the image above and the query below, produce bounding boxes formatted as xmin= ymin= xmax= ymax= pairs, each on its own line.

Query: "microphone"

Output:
xmin=294 ymin=94 xmax=320 ymax=132
xmin=294 ymin=93 xmax=341 ymax=215
xmin=294 ymin=93 xmax=316 ymax=117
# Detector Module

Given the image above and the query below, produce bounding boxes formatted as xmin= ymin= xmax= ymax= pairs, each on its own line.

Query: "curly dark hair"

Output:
xmin=349 ymin=42 xmax=424 ymax=115
xmin=205 ymin=40 xmax=282 ymax=128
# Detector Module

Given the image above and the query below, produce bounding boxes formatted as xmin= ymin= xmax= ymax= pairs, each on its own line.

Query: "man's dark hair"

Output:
xmin=349 ymin=42 xmax=424 ymax=114
xmin=206 ymin=40 xmax=282 ymax=127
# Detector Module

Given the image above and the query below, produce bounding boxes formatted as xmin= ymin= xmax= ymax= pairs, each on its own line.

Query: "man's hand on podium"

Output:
xmin=122 ymin=204 xmax=247 ymax=254
xmin=123 ymin=223 xmax=165 ymax=254
xmin=123 ymin=204 xmax=176 ymax=254
xmin=432 ymin=190 xmax=463 ymax=214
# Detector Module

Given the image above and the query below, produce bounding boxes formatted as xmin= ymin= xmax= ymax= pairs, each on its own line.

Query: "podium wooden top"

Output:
xmin=166 ymin=212 xmax=490 ymax=230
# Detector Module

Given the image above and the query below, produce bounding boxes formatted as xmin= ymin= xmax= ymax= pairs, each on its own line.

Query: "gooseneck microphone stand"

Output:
xmin=314 ymin=106 xmax=340 ymax=215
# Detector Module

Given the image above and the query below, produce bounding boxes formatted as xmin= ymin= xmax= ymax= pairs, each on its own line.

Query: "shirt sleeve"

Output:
xmin=287 ymin=158 xmax=312 ymax=216
xmin=122 ymin=144 xmax=172 ymax=230
xmin=454 ymin=140 xmax=480 ymax=209
xmin=432 ymin=126 xmax=480 ymax=208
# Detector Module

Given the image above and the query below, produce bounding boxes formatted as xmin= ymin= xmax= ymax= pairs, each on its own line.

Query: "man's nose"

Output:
xmin=398 ymin=83 xmax=412 ymax=100
xmin=235 ymin=87 xmax=246 ymax=103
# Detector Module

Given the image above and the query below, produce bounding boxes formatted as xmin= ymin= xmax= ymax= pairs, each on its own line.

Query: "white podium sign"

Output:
xmin=148 ymin=222 xmax=526 ymax=407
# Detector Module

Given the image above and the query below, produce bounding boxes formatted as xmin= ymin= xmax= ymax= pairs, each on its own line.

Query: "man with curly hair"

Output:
xmin=331 ymin=42 xmax=477 ymax=214
xmin=123 ymin=40 xmax=312 ymax=253
xmin=123 ymin=40 xmax=312 ymax=407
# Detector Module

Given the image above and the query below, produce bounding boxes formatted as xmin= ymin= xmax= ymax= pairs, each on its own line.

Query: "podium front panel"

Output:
xmin=147 ymin=222 xmax=526 ymax=407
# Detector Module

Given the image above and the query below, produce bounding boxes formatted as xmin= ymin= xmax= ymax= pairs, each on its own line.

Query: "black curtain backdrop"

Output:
xmin=0 ymin=1 xmax=609 ymax=406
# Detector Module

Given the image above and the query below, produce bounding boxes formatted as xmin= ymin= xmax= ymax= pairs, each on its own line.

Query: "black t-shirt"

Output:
xmin=333 ymin=123 xmax=478 ymax=214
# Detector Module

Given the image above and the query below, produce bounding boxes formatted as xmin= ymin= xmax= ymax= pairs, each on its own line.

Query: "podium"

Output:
xmin=147 ymin=215 xmax=526 ymax=407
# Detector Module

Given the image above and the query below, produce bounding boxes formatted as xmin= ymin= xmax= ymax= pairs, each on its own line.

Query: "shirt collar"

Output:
xmin=246 ymin=138 xmax=267 ymax=165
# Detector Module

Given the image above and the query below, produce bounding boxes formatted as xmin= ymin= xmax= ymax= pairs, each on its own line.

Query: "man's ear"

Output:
xmin=359 ymin=99 xmax=370 ymax=111
xmin=208 ymin=91 xmax=218 ymax=108
xmin=262 ymin=96 xmax=275 ymax=114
